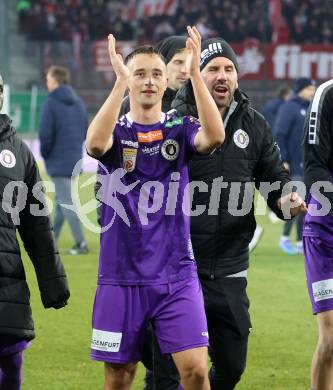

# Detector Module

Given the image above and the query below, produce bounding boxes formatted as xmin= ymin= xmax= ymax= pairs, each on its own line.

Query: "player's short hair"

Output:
xmin=124 ymin=46 xmax=166 ymax=66
xmin=47 ymin=65 xmax=70 ymax=84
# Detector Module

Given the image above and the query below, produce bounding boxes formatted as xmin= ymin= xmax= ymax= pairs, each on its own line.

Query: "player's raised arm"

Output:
xmin=86 ymin=34 xmax=129 ymax=157
xmin=187 ymin=26 xmax=225 ymax=153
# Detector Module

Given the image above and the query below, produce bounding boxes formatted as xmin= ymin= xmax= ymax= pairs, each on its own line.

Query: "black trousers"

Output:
xmin=143 ymin=276 xmax=251 ymax=390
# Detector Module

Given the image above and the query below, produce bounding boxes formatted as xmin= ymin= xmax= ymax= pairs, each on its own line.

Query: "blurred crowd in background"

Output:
xmin=16 ymin=0 xmax=333 ymax=45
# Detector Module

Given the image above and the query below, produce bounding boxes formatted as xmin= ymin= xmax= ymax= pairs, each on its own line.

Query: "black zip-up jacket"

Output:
xmin=0 ymin=114 xmax=70 ymax=341
xmin=172 ymin=83 xmax=290 ymax=278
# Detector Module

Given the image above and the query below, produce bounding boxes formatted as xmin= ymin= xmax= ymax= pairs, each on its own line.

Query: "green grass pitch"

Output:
xmin=20 ymin=174 xmax=316 ymax=389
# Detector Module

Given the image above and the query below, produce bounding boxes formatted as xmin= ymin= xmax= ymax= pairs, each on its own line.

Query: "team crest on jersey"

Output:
xmin=123 ymin=148 xmax=137 ymax=172
xmin=0 ymin=149 xmax=16 ymax=168
xmin=233 ymin=129 xmax=249 ymax=149
xmin=161 ymin=139 xmax=179 ymax=161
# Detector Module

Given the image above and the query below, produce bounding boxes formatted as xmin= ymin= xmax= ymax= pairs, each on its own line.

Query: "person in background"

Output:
xmin=172 ymin=37 xmax=306 ymax=390
xmin=261 ymin=85 xmax=292 ymax=131
xmin=248 ymin=84 xmax=293 ymax=251
xmin=303 ymin=79 xmax=333 ymax=390
xmin=39 ymin=65 xmax=89 ymax=255
xmin=274 ymin=77 xmax=316 ymax=255
xmin=0 ymin=72 xmax=70 ymax=390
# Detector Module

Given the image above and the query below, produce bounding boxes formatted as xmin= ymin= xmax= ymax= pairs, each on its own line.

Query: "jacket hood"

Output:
xmin=0 ymin=114 xmax=16 ymax=141
xmin=50 ymin=85 xmax=78 ymax=105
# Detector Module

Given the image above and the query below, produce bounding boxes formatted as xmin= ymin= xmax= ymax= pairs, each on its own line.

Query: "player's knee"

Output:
xmin=180 ymin=360 xmax=208 ymax=384
xmin=318 ymin=338 xmax=333 ymax=363
xmin=105 ymin=362 xmax=137 ymax=384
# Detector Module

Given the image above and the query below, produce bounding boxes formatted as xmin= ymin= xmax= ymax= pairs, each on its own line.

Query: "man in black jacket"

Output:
xmin=0 ymin=73 xmax=70 ymax=389
xmin=171 ymin=38 xmax=306 ymax=389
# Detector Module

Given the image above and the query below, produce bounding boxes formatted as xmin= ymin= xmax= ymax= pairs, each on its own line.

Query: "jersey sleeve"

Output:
xmin=86 ymin=124 xmax=121 ymax=167
xmin=183 ymin=115 xmax=201 ymax=156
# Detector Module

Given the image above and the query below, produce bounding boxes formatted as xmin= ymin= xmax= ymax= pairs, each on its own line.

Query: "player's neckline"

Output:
xmin=125 ymin=112 xmax=166 ymax=126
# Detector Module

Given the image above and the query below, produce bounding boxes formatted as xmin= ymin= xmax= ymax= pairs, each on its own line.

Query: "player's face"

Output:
xmin=0 ymin=75 xmax=3 ymax=111
xmin=127 ymin=54 xmax=168 ymax=108
xmin=166 ymin=49 xmax=189 ymax=91
xmin=201 ymin=57 xmax=238 ymax=112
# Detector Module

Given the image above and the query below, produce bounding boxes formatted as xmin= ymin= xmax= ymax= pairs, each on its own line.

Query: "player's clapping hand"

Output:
xmin=108 ymin=34 xmax=130 ymax=80
xmin=278 ymin=192 xmax=308 ymax=218
xmin=186 ymin=26 xmax=201 ymax=78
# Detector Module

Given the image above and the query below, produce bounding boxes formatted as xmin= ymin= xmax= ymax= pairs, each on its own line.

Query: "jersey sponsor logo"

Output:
xmin=165 ymin=117 xmax=184 ymax=128
xmin=141 ymin=144 xmax=160 ymax=156
xmin=121 ymin=139 xmax=139 ymax=148
xmin=91 ymin=329 xmax=122 ymax=352
xmin=0 ymin=149 xmax=16 ymax=168
xmin=123 ymin=148 xmax=137 ymax=172
xmin=161 ymin=139 xmax=179 ymax=161
xmin=233 ymin=129 xmax=249 ymax=149
xmin=201 ymin=331 xmax=209 ymax=337
xmin=312 ymin=279 xmax=333 ymax=302
xmin=137 ymin=130 xmax=163 ymax=143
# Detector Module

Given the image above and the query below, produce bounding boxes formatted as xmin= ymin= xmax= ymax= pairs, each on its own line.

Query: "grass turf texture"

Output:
xmin=20 ymin=174 xmax=316 ymax=389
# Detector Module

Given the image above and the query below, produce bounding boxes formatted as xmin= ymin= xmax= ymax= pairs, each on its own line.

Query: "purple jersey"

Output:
xmin=96 ymin=112 xmax=200 ymax=285
xmin=303 ymin=193 xmax=333 ymax=240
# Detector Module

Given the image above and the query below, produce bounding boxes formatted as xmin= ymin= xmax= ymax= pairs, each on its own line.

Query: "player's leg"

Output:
xmin=52 ymin=176 xmax=86 ymax=247
xmin=311 ymin=311 xmax=333 ymax=389
xmin=172 ymin=347 xmax=209 ymax=390
xmin=279 ymin=219 xmax=297 ymax=254
xmin=91 ymin=285 xmax=149 ymax=390
xmin=304 ymin=236 xmax=333 ymax=390
xmin=152 ymin=331 xmax=180 ymax=390
xmin=0 ymin=351 xmax=24 ymax=390
xmin=201 ymin=276 xmax=251 ymax=390
xmin=52 ymin=185 xmax=65 ymax=240
xmin=296 ymin=213 xmax=305 ymax=253
xmin=104 ymin=362 xmax=138 ymax=390
xmin=152 ymin=277 xmax=209 ymax=390
xmin=170 ymin=349 xmax=208 ymax=389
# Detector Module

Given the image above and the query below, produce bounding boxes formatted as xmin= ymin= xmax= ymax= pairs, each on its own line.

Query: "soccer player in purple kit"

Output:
xmin=303 ymin=79 xmax=333 ymax=390
xmin=86 ymin=26 xmax=224 ymax=390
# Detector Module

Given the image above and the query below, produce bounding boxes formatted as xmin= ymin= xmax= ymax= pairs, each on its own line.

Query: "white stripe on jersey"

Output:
xmin=308 ymin=79 xmax=333 ymax=144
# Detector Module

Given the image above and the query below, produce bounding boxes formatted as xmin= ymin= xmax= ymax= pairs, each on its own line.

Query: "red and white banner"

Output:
xmin=233 ymin=42 xmax=333 ymax=80
xmin=93 ymin=39 xmax=333 ymax=80
xmin=137 ymin=0 xmax=178 ymax=18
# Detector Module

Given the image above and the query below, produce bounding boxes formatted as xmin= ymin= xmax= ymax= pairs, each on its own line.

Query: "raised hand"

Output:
xmin=108 ymin=34 xmax=130 ymax=80
xmin=186 ymin=26 xmax=201 ymax=77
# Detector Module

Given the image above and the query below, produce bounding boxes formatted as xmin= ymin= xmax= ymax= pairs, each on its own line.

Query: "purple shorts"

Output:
xmin=0 ymin=336 xmax=30 ymax=358
xmin=303 ymin=236 xmax=333 ymax=314
xmin=90 ymin=277 xmax=208 ymax=364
